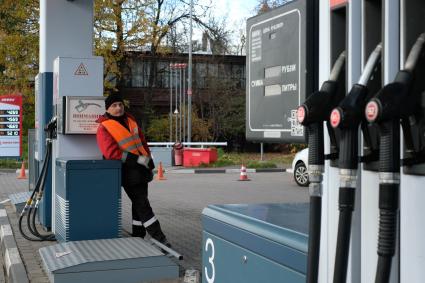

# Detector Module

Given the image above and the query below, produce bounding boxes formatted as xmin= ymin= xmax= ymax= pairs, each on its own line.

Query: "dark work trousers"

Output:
xmin=123 ymin=182 xmax=166 ymax=241
xmin=132 ymin=205 xmax=145 ymax=237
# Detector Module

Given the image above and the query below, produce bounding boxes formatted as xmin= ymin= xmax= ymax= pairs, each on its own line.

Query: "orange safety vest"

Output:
xmin=101 ymin=117 xmax=149 ymax=157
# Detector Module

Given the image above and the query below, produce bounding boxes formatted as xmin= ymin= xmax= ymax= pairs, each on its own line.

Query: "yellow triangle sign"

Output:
xmin=74 ymin=63 xmax=88 ymax=76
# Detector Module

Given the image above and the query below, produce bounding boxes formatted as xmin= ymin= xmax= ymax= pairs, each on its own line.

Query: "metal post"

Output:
xmin=169 ymin=64 xmax=173 ymax=143
xmin=187 ymin=0 xmax=193 ymax=145
xmin=179 ymin=66 xmax=182 ymax=142
xmin=260 ymin=143 xmax=264 ymax=161
xmin=183 ymin=66 xmax=186 ymax=142
xmin=175 ymin=64 xmax=178 ymax=142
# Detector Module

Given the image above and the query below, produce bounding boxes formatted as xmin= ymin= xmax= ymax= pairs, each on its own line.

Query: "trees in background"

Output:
xmin=0 ymin=0 xmax=246 ymax=147
xmin=0 ymin=0 xmax=39 ymax=134
xmin=94 ymin=0 xmax=151 ymax=91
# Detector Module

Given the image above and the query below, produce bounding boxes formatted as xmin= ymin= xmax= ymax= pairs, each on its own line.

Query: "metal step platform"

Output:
xmin=39 ymin=237 xmax=179 ymax=283
xmin=9 ymin=191 xmax=32 ymax=214
xmin=202 ymin=202 xmax=309 ymax=283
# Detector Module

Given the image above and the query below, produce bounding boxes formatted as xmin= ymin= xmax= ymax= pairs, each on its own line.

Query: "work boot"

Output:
xmin=132 ymin=225 xmax=146 ymax=238
xmin=147 ymin=221 xmax=171 ymax=247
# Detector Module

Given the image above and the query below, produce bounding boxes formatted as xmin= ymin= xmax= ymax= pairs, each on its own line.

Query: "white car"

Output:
xmin=291 ymin=148 xmax=309 ymax=187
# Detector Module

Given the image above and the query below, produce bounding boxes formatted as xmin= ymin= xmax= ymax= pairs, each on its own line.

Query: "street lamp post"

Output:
xmin=169 ymin=64 xmax=173 ymax=143
xmin=183 ymin=67 xmax=186 ymax=142
xmin=187 ymin=0 xmax=193 ymax=145
xmin=179 ymin=66 xmax=182 ymax=142
xmin=175 ymin=65 xmax=178 ymax=142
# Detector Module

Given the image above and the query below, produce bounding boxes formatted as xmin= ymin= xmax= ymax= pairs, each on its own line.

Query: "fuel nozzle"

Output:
xmin=365 ymin=70 xmax=412 ymax=124
xmin=330 ymin=44 xmax=382 ymax=283
xmin=298 ymin=51 xmax=346 ymax=127
xmin=297 ymin=51 xmax=346 ymax=167
xmin=366 ymin=35 xmax=425 ymax=124
xmin=365 ymin=33 xmax=425 ymax=283
xmin=400 ymin=33 xmax=425 ymax=166
xmin=330 ymin=44 xmax=382 ymax=171
xmin=44 ymin=116 xmax=57 ymax=140
xmin=298 ymin=51 xmax=346 ymax=283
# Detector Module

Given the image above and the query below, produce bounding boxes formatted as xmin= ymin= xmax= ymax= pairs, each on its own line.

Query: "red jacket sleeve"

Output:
xmin=96 ymin=123 xmax=123 ymax=160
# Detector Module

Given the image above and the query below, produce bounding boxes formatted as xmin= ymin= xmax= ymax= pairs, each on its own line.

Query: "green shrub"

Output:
xmin=246 ymin=161 xmax=277 ymax=169
xmin=0 ymin=159 xmax=21 ymax=169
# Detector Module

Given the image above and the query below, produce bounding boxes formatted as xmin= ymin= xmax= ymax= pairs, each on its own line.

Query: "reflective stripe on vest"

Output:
xmin=101 ymin=117 xmax=149 ymax=157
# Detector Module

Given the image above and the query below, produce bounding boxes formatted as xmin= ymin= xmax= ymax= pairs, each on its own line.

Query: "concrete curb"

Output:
xmin=0 ymin=169 xmax=18 ymax=174
xmin=163 ymin=168 xmax=287 ymax=174
xmin=0 ymin=204 xmax=29 ymax=283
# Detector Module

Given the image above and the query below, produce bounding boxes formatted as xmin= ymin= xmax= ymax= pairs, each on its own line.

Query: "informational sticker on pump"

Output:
xmin=0 ymin=94 xmax=22 ymax=157
xmin=64 ymin=96 xmax=105 ymax=134
xmin=246 ymin=0 xmax=317 ymax=143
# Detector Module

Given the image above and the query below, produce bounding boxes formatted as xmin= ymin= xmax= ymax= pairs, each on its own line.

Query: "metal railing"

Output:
xmin=147 ymin=142 xmax=227 ymax=148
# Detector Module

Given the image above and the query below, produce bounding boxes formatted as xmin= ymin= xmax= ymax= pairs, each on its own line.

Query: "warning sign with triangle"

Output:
xmin=74 ymin=63 xmax=88 ymax=76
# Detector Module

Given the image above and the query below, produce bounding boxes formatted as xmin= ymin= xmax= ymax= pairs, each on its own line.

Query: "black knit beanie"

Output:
xmin=105 ymin=94 xmax=124 ymax=110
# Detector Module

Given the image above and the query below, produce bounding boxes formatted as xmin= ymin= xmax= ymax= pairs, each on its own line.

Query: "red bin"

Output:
xmin=183 ymin=148 xmax=217 ymax=167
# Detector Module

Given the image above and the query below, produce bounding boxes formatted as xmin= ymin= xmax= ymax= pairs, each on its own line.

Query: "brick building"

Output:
xmin=118 ymin=52 xmax=246 ymax=118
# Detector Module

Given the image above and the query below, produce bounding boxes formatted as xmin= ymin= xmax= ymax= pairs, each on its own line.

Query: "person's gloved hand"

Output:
xmin=137 ymin=155 xmax=151 ymax=168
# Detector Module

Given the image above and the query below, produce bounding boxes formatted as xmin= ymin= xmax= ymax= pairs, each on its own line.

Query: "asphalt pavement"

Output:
xmin=0 ymin=169 xmax=308 ymax=282
xmin=124 ymin=171 xmax=308 ymax=271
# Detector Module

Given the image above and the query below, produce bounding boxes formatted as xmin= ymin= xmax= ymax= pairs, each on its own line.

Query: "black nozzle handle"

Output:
xmin=329 ymin=51 xmax=347 ymax=81
xmin=338 ymin=128 xmax=359 ymax=169
xmin=308 ymin=123 xmax=324 ymax=166
xmin=378 ymin=120 xmax=400 ymax=173
xmin=44 ymin=116 xmax=57 ymax=132
xmin=404 ymin=33 xmax=425 ymax=72
xmin=299 ymin=51 xmax=345 ymax=126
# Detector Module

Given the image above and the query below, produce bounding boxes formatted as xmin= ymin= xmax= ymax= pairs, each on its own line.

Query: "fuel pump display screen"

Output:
xmin=246 ymin=0 xmax=317 ymax=143
xmin=0 ymin=95 xmax=22 ymax=157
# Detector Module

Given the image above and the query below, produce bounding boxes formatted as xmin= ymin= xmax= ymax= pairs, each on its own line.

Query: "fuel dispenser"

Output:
xmin=297 ymin=51 xmax=346 ymax=283
xmin=28 ymin=2 xmax=181 ymax=282
xmin=399 ymin=1 xmax=425 ymax=281
xmin=360 ymin=0 xmax=382 ymax=172
xmin=35 ymin=0 xmax=96 ymax=231
xmin=359 ymin=1 xmax=401 ymax=282
xmin=19 ymin=117 xmax=57 ymax=242
xmin=364 ymin=33 xmax=425 ymax=283
xmin=329 ymin=44 xmax=382 ymax=283
xmin=202 ymin=1 xmax=319 ymax=282
xmin=34 ymin=72 xmax=53 ymax=229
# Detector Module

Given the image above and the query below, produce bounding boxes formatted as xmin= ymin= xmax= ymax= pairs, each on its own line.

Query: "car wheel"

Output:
xmin=294 ymin=162 xmax=309 ymax=187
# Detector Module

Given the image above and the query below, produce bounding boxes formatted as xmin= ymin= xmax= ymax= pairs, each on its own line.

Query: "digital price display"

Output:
xmin=0 ymin=110 xmax=20 ymax=115
xmin=0 ymin=95 xmax=22 ymax=157
xmin=0 ymin=116 xmax=19 ymax=122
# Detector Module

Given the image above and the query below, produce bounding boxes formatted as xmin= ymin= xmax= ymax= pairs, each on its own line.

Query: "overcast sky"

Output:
xmin=195 ymin=0 xmax=258 ymax=45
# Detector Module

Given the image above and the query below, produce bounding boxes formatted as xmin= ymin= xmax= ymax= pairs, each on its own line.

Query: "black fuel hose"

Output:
xmin=29 ymin=142 xmax=55 ymax=241
xmin=375 ymin=121 xmax=400 ymax=283
xmin=18 ymin=140 xmax=53 ymax=241
xmin=19 ymin=118 xmax=56 ymax=242
xmin=18 ymin=138 xmax=49 ymax=241
xmin=298 ymin=51 xmax=346 ymax=283
xmin=18 ymin=143 xmax=50 ymax=241
xmin=331 ymin=44 xmax=382 ymax=283
xmin=305 ymin=123 xmax=323 ymax=283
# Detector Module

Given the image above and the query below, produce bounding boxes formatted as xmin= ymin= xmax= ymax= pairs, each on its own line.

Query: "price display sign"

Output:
xmin=0 ymin=95 xmax=23 ymax=157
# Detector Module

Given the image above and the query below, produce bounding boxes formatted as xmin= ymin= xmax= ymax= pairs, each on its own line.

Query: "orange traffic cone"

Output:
xmin=156 ymin=162 xmax=166 ymax=181
xmin=238 ymin=164 xmax=250 ymax=181
xmin=17 ymin=161 xmax=27 ymax=179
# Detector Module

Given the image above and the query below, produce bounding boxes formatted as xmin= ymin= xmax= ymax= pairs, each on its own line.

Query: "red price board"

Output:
xmin=0 ymin=94 xmax=23 ymax=157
